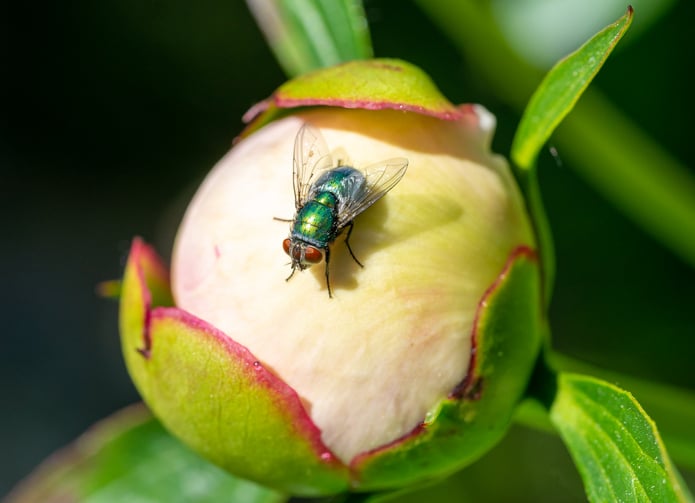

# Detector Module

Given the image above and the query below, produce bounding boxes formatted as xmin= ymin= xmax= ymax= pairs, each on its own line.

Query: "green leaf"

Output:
xmin=550 ymin=373 xmax=693 ymax=503
xmin=547 ymin=353 xmax=695 ymax=473
xmin=511 ymin=6 xmax=633 ymax=171
xmin=246 ymin=0 xmax=372 ymax=77
xmin=507 ymin=7 xmax=633 ymax=305
xmin=6 ymin=405 xmax=286 ymax=503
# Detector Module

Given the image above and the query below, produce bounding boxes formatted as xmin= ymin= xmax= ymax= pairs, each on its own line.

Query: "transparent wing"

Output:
xmin=336 ymin=158 xmax=409 ymax=229
xmin=292 ymin=124 xmax=334 ymax=209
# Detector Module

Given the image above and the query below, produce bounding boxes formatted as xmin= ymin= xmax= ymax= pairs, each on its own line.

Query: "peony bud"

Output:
xmin=120 ymin=60 xmax=543 ymax=495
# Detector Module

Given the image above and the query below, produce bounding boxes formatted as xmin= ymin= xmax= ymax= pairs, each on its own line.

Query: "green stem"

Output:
xmin=519 ymin=167 xmax=555 ymax=306
xmin=416 ymin=0 xmax=695 ymax=268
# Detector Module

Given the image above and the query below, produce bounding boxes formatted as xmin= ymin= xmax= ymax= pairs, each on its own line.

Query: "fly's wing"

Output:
xmin=293 ymin=124 xmax=334 ymax=209
xmin=336 ymin=158 xmax=409 ymax=229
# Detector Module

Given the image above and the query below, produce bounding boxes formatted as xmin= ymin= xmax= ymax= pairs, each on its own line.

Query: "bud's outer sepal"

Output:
xmin=119 ymin=238 xmax=350 ymax=496
xmin=352 ymin=247 xmax=541 ymax=489
xmin=240 ymin=58 xmax=466 ymax=139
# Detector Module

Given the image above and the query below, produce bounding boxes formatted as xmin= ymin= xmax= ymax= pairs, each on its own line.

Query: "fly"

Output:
xmin=281 ymin=124 xmax=408 ymax=298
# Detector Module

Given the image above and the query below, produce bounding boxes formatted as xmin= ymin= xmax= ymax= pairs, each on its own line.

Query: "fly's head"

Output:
xmin=283 ymin=237 xmax=323 ymax=272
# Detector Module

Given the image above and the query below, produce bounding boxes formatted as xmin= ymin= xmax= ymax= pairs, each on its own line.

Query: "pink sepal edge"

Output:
xmin=350 ymin=245 xmax=538 ymax=469
xmin=242 ymin=97 xmax=468 ymax=125
xmin=127 ymin=237 xmax=345 ymax=470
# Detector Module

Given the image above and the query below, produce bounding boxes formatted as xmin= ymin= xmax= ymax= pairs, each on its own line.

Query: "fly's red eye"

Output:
xmin=304 ymin=246 xmax=323 ymax=263
xmin=282 ymin=238 xmax=291 ymax=256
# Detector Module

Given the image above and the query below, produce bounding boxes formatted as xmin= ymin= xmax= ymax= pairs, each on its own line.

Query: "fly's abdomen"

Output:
xmin=292 ymin=195 xmax=337 ymax=247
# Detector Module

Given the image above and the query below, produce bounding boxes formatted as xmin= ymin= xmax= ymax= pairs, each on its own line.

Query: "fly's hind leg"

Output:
xmin=343 ymin=221 xmax=364 ymax=268
xmin=324 ymin=246 xmax=333 ymax=298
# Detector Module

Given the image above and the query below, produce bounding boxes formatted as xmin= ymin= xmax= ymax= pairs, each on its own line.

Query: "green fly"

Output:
xmin=282 ymin=124 xmax=408 ymax=298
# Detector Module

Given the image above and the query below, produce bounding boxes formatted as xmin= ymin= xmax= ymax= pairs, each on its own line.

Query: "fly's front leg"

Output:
xmin=324 ymin=246 xmax=333 ymax=298
xmin=344 ymin=221 xmax=364 ymax=268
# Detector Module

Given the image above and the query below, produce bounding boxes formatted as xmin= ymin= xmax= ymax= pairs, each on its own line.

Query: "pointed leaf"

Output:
xmin=508 ymin=7 xmax=632 ymax=306
xmin=511 ymin=6 xmax=633 ymax=171
xmin=550 ymin=373 xmax=693 ymax=502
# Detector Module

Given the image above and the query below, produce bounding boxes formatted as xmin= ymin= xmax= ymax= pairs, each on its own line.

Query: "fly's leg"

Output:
xmin=324 ymin=246 xmax=333 ymax=298
xmin=273 ymin=217 xmax=293 ymax=222
xmin=344 ymin=221 xmax=364 ymax=268
xmin=285 ymin=267 xmax=296 ymax=282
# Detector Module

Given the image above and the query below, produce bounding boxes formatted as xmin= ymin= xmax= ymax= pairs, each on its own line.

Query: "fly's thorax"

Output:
xmin=313 ymin=191 xmax=337 ymax=209
xmin=292 ymin=198 xmax=338 ymax=247
xmin=311 ymin=167 xmax=366 ymax=209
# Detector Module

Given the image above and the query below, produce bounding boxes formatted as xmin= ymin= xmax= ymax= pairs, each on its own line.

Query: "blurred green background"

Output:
xmin=2 ymin=0 xmax=694 ymax=500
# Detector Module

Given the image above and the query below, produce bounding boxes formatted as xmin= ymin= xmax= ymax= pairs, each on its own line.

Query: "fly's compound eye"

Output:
xmin=283 ymin=239 xmax=322 ymax=264
xmin=303 ymin=246 xmax=323 ymax=264
xmin=283 ymin=239 xmax=304 ymax=261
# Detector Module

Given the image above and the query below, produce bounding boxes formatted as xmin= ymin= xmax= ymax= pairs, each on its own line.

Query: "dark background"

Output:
xmin=2 ymin=1 xmax=694 ymax=499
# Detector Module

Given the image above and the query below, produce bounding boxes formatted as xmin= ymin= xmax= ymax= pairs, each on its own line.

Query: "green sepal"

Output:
xmin=119 ymin=238 xmax=350 ymax=496
xmin=550 ymin=373 xmax=694 ymax=503
xmin=6 ymin=405 xmax=286 ymax=503
xmin=240 ymin=59 xmax=463 ymax=138
xmin=352 ymin=246 xmax=543 ymax=490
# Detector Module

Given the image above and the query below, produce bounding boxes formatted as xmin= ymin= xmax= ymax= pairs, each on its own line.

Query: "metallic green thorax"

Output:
xmin=291 ymin=167 xmax=362 ymax=248
xmin=284 ymin=124 xmax=408 ymax=298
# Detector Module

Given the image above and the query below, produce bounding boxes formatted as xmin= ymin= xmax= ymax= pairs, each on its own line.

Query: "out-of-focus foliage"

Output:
xmin=247 ymin=0 xmax=372 ymax=76
xmin=490 ymin=0 xmax=675 ymax=67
